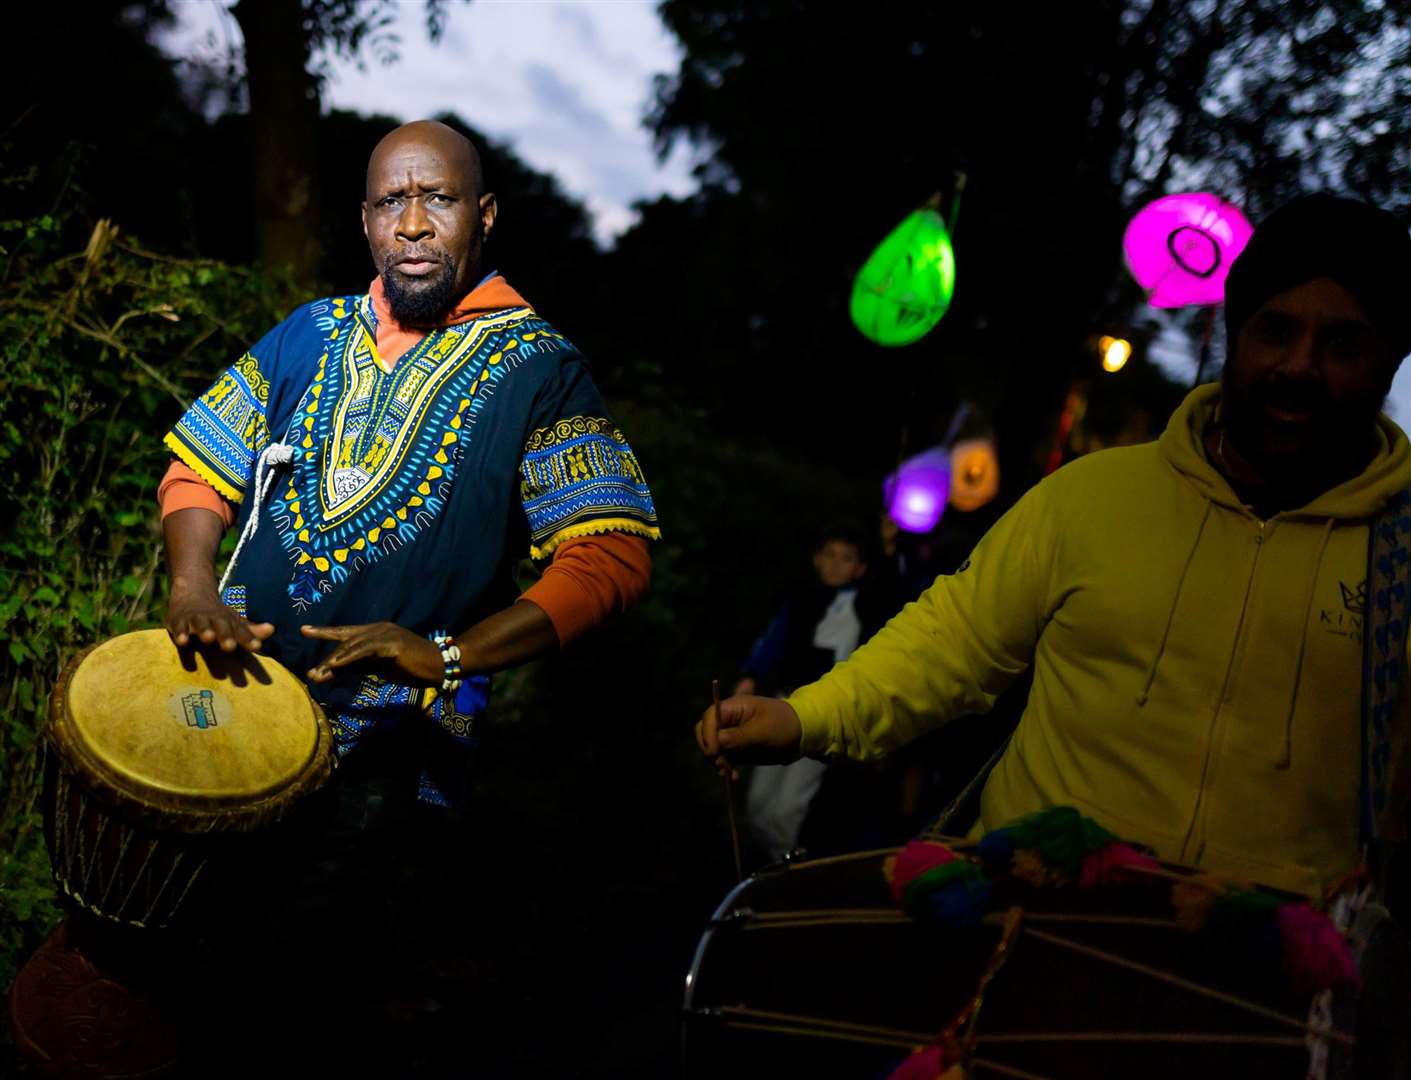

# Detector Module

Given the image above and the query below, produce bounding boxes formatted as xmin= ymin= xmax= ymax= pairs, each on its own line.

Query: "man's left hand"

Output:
xmin=301 ymin=623 xmax=445 ymax=686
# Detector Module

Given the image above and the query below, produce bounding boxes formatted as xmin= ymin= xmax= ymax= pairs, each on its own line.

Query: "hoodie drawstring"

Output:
xmin=1138 ymin=501 xmax=1213 ymax=706
xmin=1277 ymin=517 xmax=1335 ymax=768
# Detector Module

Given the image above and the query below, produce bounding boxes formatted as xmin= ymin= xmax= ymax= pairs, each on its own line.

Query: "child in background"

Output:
xmin=734 ymin=526 xmax=871 ymax=861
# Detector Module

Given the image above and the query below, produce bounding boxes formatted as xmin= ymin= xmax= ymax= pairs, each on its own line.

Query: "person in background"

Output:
xmin=734 ymin=526 xmax=871 ymax=860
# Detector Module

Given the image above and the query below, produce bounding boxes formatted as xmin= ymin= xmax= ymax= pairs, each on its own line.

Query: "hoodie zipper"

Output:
xmin=1179 ymin=517 xmax=1266 ymax=864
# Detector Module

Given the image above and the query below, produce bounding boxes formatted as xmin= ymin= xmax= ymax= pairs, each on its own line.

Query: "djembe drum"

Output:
xmin=683 ymin=847 xmax=1368 ymax=1080
xmin=8 ymin=629 xmax=335 ymax=1077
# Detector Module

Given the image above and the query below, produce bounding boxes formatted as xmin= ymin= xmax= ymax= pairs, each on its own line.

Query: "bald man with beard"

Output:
xmin=156 ymin=120 xmax=659 ymax=1065
xmin=163 ymin=119 xmax=658 ymax=801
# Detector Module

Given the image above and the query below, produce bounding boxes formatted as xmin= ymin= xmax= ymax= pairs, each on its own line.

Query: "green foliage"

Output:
xmin=303 ymin=0 xmax=466 ymax=76
xmin=0 ymin=213 xmax=296 ymax=989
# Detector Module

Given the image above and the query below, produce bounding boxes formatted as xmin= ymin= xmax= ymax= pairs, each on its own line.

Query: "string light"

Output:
xmin=1098 ymin=335 xmax=1131 ymax=373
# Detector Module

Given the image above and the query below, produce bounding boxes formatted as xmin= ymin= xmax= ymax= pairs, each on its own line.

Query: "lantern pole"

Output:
xmin=925 ymin=171 xmax=968 ymax=238
xmin=941 ymin=401 xmax=972 ymax=448
xmin=1191 ymin=304 xmax=1217 ymax=387
xmin=948 ymin=171 xmax=967 ymax=239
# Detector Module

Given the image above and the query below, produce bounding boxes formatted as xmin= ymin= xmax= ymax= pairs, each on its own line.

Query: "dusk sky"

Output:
xmin=156 ymin=0 xmax=700 ymax=244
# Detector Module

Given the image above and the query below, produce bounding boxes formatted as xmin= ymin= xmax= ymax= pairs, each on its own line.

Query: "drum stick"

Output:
xmin=714 ymin=679 xmax=744 ymax=882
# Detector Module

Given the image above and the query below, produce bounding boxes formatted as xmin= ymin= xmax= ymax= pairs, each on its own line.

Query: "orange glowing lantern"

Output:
xmin=948 ymin=437 xmax=1000 ymax=512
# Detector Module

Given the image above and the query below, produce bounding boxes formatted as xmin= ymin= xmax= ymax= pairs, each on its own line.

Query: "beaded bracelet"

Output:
xmin=428 ymin=630 xmax=463 ymax=694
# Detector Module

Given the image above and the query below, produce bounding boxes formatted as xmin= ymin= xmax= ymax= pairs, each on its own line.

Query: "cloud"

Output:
xmin=523 ymin=63 xmax=615 ymax=138
xmin=551 ymin=6 xmax=603 ymax=56
xmin=154 ymin=0 xmax=698 ymax=244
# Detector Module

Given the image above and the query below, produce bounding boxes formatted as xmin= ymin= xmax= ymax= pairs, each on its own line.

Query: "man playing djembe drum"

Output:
xmin=698 ymin=194 xmax=1411 ymax=906
xmin=162 ymin=119 xmax=657 ymax=800
xmin=156 ymin=120 xmax=659 ymax=1064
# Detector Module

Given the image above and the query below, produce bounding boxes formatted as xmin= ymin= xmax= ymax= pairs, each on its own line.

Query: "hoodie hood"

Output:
xmin=369 ymin=271 xmax=531 ymax=328
xmin=1158 ymin=383 xmax=1411 ymax=520
xmin=365 ymin=272 xmax=532 ymax=368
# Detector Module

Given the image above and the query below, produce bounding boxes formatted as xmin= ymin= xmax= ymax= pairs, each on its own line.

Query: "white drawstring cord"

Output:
xmin=218 ymin=442 xmax=297 ymax=595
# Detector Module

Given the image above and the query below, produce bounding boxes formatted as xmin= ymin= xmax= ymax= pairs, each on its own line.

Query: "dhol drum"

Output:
xmin=40 ymin=628 xmax=335 ymax=929
xmin=682 ymin=847 xmax=1364 ymax=1080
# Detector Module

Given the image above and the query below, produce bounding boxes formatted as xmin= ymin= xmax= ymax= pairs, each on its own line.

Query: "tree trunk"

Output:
xmin=232 ymin=0 xmax=320 ymax=285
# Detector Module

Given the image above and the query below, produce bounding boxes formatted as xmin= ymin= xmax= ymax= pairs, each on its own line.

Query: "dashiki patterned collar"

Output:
xmin=268 ymin=292 xmax=558 ymax=609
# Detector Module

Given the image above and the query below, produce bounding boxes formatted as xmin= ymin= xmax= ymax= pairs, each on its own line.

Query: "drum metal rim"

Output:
xmin=682 ymin=851 xmax=908 ymax=1069
xmin=47 ymin=640 xmax=336 ymax=834
xmin=680 ymin=871 xmax=762 ymax=1076
xmin=683 ymin=873 xmax=760 ymax=1015
xmin=684 ymin=848 xmax=914 ymax=1018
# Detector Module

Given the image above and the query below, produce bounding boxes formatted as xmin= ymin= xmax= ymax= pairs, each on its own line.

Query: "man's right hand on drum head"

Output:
xmin=163 ymin=507 xmax=275 ymax=653
xmin=167 ymin=591 xmax=275 ymax=653
xmin=695 ymin=695 xmax=804 ymax=777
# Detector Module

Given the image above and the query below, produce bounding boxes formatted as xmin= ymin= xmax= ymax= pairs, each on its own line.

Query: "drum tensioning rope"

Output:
xmin=694 ymin=903 xmax=1352 ymax=1080
xmin=697 ymin=1005 xmax=1318 ymax=1059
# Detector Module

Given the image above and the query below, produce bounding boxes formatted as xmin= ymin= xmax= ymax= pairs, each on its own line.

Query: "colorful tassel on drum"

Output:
xmin=890 ymin=806 xmax=1357 ymax=1015
xmin=992 ymin=806 xmax=1117 ymax=877
xmin=1275 ymin=902 xmax=1358 ymax=994
xmin=884 ymin=841 xmax=958 ymax=907
xmin=1170 ymin=878 xmax=1357 ymax=994
xmin=884 ymin=1046 xmax=965 ymax=1080
xmin=885 ymin=840 xmax=992 ymax=928
xmin=1077 ymin=841 xmax=1160 ymax=887
xmin=888 ymin=809 xmax=1160 ymax=930
xmin=916 ymin=861 xmax=993 ymax=928
xmin=975 ymin=806 xmax=1157 ymax=887
xmin=885 ymin=1044 xmax=945 ymax=1080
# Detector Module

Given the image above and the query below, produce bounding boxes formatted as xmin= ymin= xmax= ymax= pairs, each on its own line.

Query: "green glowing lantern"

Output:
xmin=850 ymin=207 xmax=956 ymax=347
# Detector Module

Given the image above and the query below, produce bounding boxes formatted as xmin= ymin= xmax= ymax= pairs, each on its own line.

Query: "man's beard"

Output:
xmin=1222 ymin=370 xmax=1385 ymax=482
xmin=382 ymin=253 xmax=460 ymax=326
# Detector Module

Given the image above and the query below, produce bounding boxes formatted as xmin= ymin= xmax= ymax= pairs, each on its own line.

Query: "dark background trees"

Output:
xmin=3 ymin=1 xmax=1410 ymax=1074
xmin=631 ymin=0 xmax=1411 ymax=481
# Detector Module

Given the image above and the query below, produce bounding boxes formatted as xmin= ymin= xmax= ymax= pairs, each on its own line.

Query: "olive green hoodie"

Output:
xmin=790 ymin=385 xmax=1411 ymax=895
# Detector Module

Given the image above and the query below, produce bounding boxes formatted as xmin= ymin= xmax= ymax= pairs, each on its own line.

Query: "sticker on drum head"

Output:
xmin=168 ymin=688 xmax=231 ymax=731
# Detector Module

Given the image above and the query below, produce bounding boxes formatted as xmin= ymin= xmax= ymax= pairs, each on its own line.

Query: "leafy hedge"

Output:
xmin=0 ymin=214 xmax=297 ymax=989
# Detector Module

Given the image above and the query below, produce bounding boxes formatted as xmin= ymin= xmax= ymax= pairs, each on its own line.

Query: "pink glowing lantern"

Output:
xmin=1122 ymin=193 xmax=1254 ymax=308
xmin=885 ymin=447 xmax=951 ymax=533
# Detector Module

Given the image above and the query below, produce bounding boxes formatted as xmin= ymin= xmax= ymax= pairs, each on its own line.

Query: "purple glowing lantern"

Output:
xmin=885 ymin=446 xmax=951 ymax=533
xmin=1122 ymin=193 xmax=1253 ymax=309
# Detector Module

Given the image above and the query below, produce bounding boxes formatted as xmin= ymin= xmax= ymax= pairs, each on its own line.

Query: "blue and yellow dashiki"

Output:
xmin=165 ymin=280 xmax=659 ymax=803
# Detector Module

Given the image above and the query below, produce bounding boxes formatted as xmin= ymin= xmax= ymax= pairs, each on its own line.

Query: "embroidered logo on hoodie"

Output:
xmin=1321 ymin=578 xmax=1367 ymax=644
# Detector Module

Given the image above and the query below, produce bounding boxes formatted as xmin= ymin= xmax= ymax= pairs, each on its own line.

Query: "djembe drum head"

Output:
xmin=40 ymin=628 xmax=335 ymax=934
xmin=51 ymin=628 xmax=330 ymax=827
